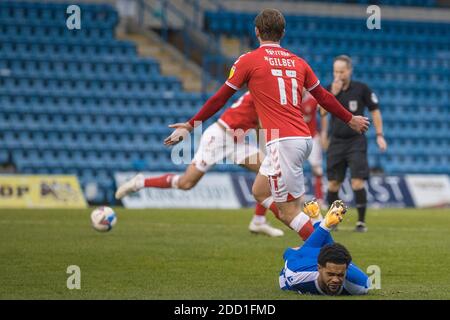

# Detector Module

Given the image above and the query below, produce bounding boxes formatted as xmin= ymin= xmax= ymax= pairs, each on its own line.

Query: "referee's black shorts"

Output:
xmin=326 ymin=135 xmax=369 ymax=182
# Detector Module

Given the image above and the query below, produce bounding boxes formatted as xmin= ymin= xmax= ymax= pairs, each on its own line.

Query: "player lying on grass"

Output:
xmin=279 ymin=200 xmax=370 ymax=295
xmin=115 ymin=91 xmax=284 ymax=237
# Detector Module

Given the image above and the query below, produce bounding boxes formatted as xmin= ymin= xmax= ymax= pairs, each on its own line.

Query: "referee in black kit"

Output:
xmin=321 ymin=55 xmax=387 ymax=232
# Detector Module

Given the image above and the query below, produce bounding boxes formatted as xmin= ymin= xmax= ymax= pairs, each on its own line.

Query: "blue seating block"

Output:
xmin=3 ymin=2 xmax=449 ymax=204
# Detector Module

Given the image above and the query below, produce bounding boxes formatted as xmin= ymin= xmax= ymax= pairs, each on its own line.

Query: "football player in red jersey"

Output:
xmin=116 ymin=92 xmax=284 ymax=237
xmin=164 ymin=9 xmax=369 ymax=241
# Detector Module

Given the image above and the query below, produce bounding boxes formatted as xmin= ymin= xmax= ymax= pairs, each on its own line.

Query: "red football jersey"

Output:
xmin=218 ymin=91 xmax=258 ymax=133
xmin=225 ymin=44 xmax=319 ymax=143
xmin=301 ymin=91 xmax=319 ymax=136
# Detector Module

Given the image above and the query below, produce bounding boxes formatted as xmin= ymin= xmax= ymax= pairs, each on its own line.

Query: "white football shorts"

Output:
xmin=259 ymin=138 xmax=313 ymax=202
xmin=192 ymin=122 xmax=260 ymax=172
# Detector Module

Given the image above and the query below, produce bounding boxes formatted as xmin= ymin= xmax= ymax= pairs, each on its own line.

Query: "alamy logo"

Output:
xmin=367 ymin=265 xmax=381 ymax=290
xmin=66 ymin=265 xmax=81 ymax=289
xmin=66 ymin=5 xmax=81 ymax=30
xmin=366 ymin=5 xmax=381 ymax=30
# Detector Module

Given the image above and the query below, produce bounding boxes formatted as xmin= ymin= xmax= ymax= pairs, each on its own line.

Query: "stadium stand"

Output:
xmin=204 ymin=11 xmax=450 ymax=175
xmin=0 ymin=1 xmax=210 ymax=203
xmin=272 ymin=0 xmax=446 ymax=8
xmin=268 ymin=0 xmax=450 ymax=8
xmin=0 ymin=1 xmax=449 ymax=204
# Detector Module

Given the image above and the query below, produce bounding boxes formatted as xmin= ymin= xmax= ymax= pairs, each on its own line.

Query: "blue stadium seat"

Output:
xmin=3 ymin=2 xmax=449 ymax=204
xmin=202 ymin=10 xmax=450 ymax=176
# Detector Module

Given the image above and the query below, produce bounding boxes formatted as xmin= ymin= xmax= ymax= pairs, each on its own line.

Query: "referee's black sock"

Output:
xmin=354 ymin=188 xmax=367 ymax=223
xmin=326 ymin=191 xmax=339 ymax=207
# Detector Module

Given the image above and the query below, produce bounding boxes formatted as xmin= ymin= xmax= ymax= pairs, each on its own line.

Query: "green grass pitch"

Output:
xmin=0 ymin=207 xmax=449 ymax=299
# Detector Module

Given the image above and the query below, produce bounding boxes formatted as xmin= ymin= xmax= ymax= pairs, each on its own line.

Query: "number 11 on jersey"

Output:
xmin=272 ymin=69 xmax=298 ymax=106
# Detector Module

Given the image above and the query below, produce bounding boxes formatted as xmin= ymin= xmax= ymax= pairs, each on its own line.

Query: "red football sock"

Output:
xmin=144 ymin=174 xmax=175 ymax=188
xmin=315 ymin=175 xmax=323 ymax=200
xmin=289 ymin=212 xmax=315 ymax=241
xmin=269 ymin=203 xmax=281 ymax=220
xmin=255 ymin=203 xmax=267 ymax=216
xmin=298 ymin=220 xmax=314 ymax=241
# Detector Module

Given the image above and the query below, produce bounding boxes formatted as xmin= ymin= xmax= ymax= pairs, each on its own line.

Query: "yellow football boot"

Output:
xmin=323 ymin=200 xmax=348 ymax=228
xmin=303 ymin=199 xmax=321 ymax=220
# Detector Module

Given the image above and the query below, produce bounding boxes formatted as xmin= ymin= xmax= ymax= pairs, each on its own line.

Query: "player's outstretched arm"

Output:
xmin=318 ymin=106 xmax=329 ymax=150
xmin=347 ymin=116 xmax=370 ymax=134
xmin=164 ymin=84 xmax=236 ymax=146
xmin=163 ymin=122 xmax=193 ymax=146
xmin=309 ymin=85 xmax=370 ymax=134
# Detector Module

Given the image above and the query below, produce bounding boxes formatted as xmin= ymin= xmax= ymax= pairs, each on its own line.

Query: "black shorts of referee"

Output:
xmin=327 ymin=134 xmax=369 ymax=182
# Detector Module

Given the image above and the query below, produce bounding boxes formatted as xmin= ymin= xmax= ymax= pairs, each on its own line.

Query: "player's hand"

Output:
xmin=163 ymin=122 xmax=193 ymax=146
xmin=331 ymin=78 xmax=344 ymax=96
xmin=348 ymin=115 xmax=370 ymax=134
xmin=377 ymin=135 xmax=387 ymax=152
xmin=320 ymin=132 xmax=329 ymax=151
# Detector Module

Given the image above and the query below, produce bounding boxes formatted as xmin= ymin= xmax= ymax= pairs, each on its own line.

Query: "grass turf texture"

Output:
xmin=0 ymin=208 xmax=449 ymax=300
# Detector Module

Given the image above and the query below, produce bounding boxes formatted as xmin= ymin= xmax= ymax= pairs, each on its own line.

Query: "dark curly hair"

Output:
xmin=318 ymin=243 xmax=352 ymax=267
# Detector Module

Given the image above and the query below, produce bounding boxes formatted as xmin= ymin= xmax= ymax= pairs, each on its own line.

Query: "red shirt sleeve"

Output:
xmin=225 ymin=52 xmax=252 ymax=91
xmin=187 ymin=84 xmax=236 ymax=127
xmin=309 ymin=85 xmax=353 ymax=123
xmin=303 ymin=60 xmax=320 ymax=92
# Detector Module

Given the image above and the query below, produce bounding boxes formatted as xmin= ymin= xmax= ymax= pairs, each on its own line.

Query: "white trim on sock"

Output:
xmin=171 ymin=175 xmax=180 ymax=189
xmin=261 ymin=196 xmax=274 ymax=209
xmin=289 ymin=212 xmax=310 ymax=232
xmin=252 ymin=215 xmax=266 ymax=224
xmin=311 ymin=214 xmax=323 ymax=225
xmin=319 ymin=220 xmax=331 ymax=231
